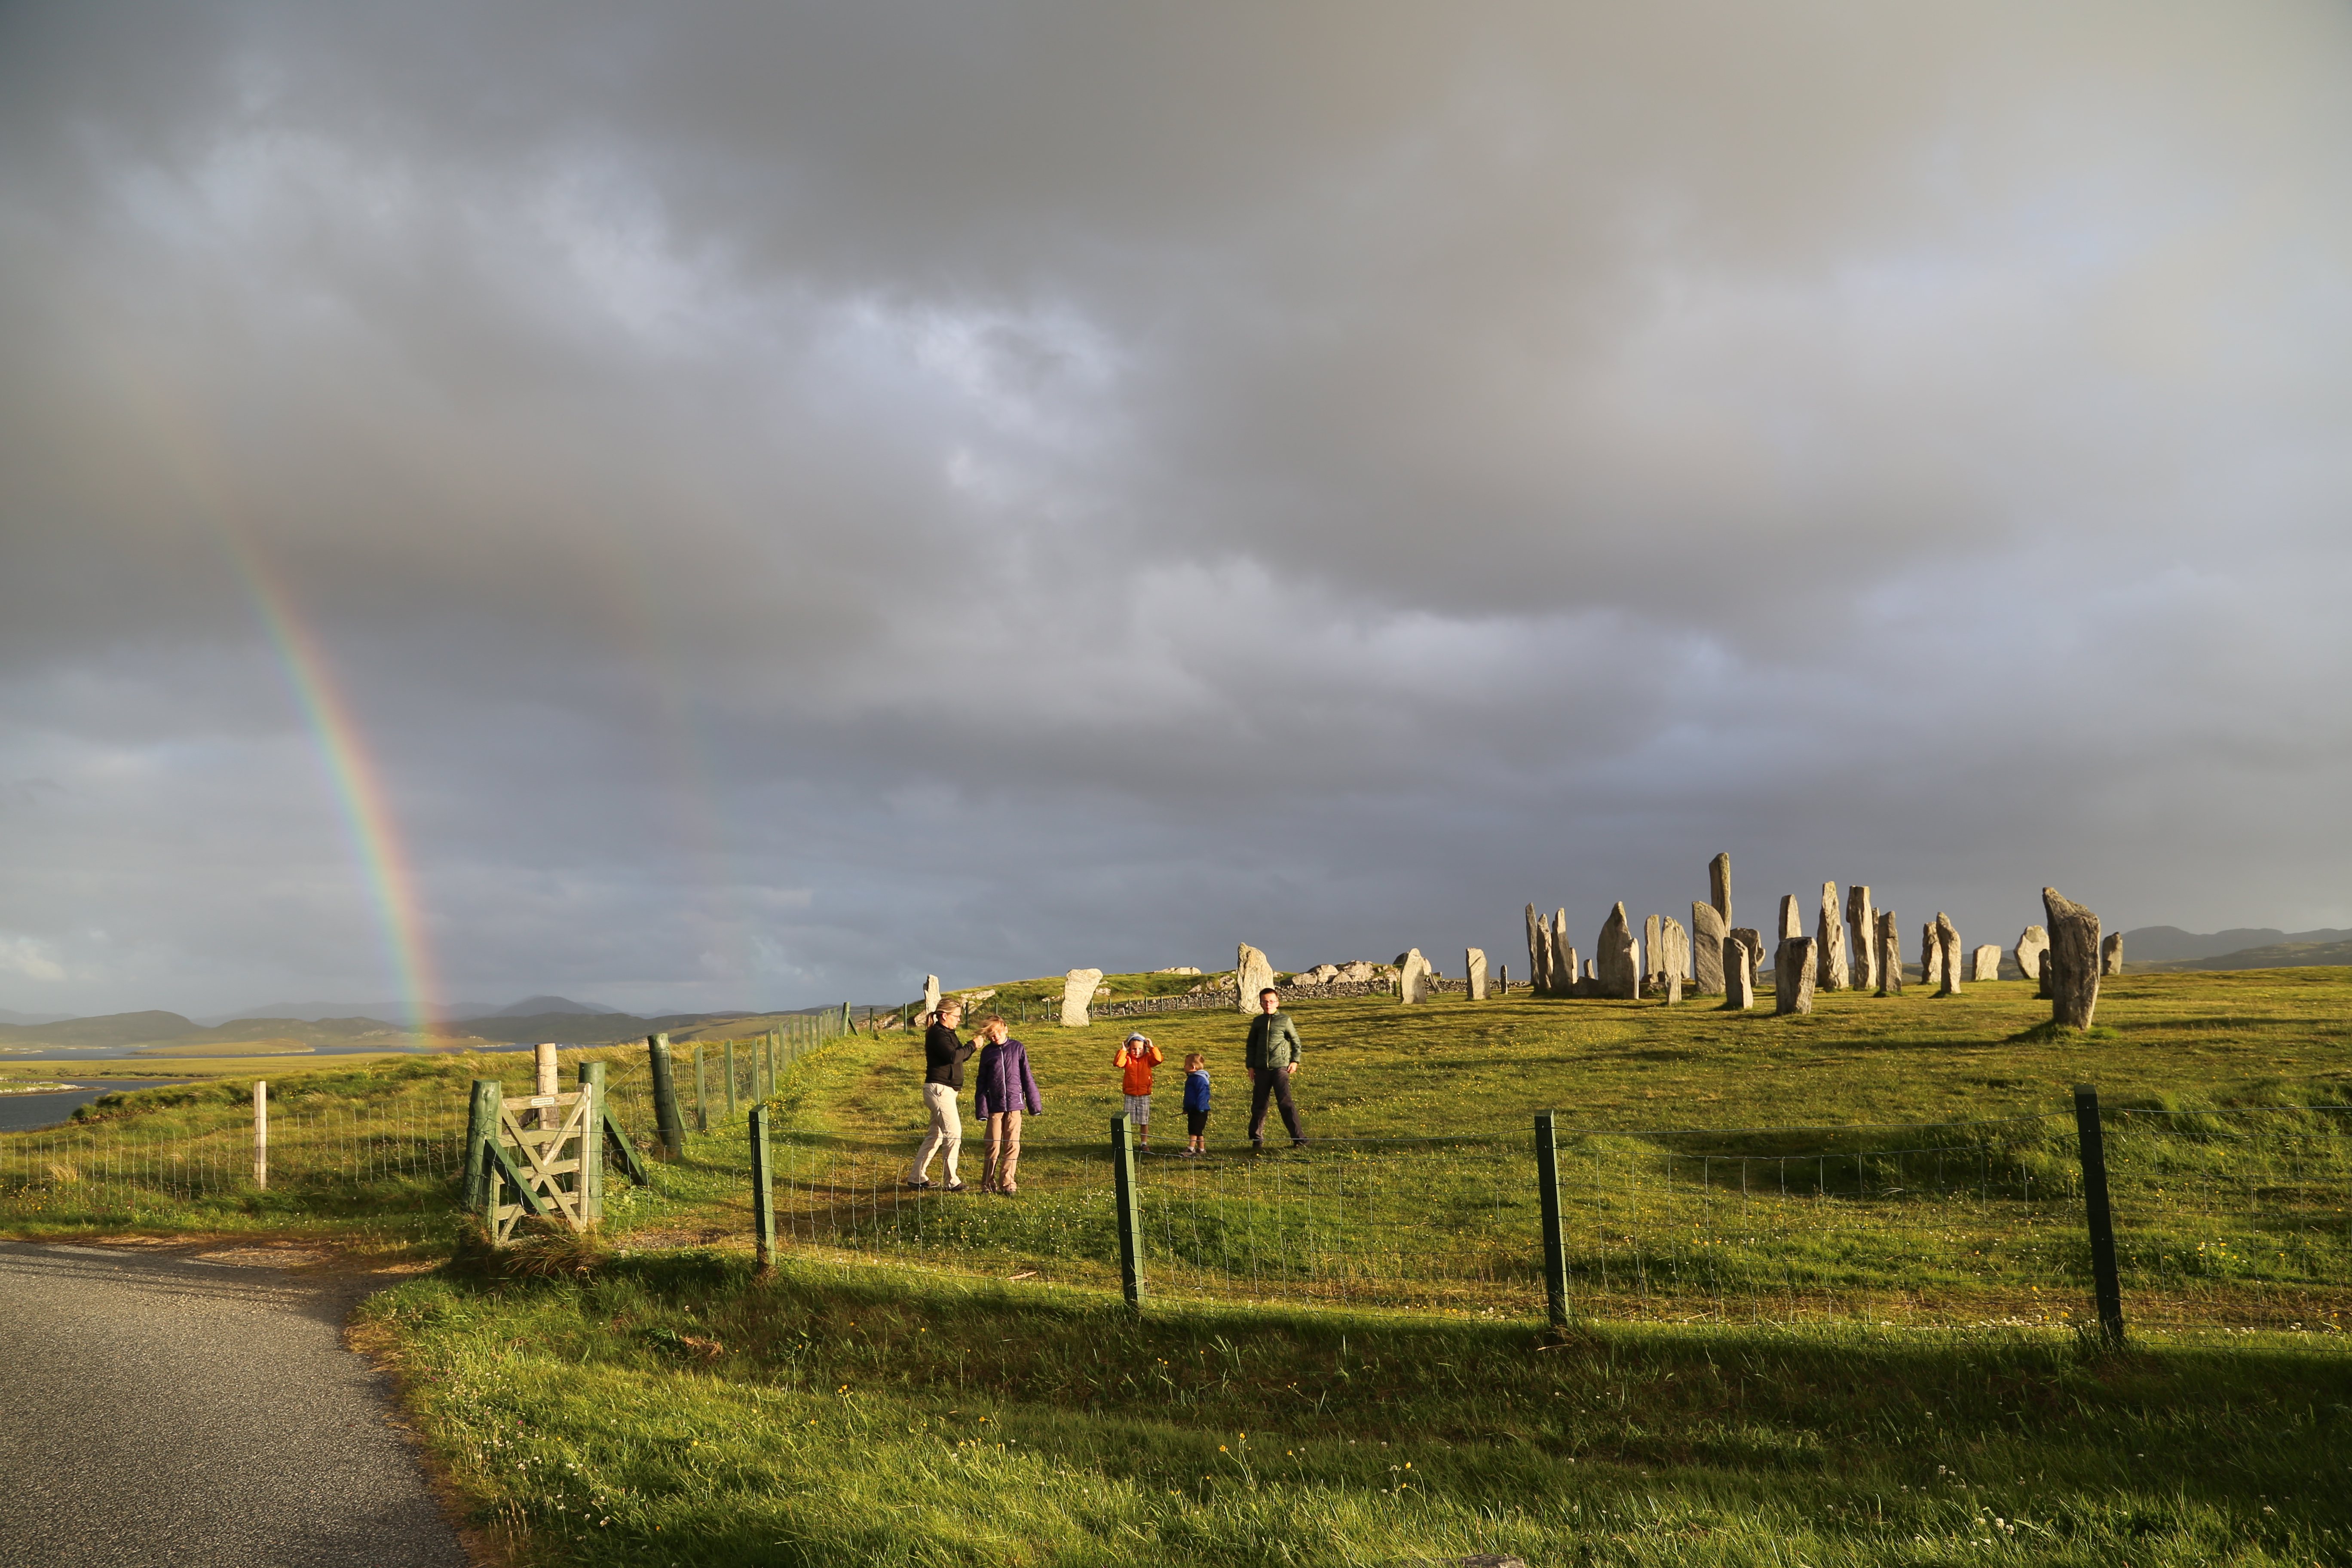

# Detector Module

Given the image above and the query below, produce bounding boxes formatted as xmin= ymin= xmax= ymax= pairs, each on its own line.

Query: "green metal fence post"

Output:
xmin=1112 ymin=1114 xmax=1145 ymax=1311
xmin=724 ymin=1039 xmax=738 ymax=1117
xmin=1535 ymin=1109 xmax=1569 ymax=1330
xmin=576 ymin=1061 xmax=606 ymax=1223
xmin=648 ymin=1032 xmax=686 ymax=1159
xmin=2073 ymin=1084 xmax=2126 ymax=1347
xmin=462 ymin=1079 xmax=501 ymax=1212
xmin=750 ymin=1104 xmax=777 ymax=1269
xmin=694 ymin=1046 xmax=709 ymax=1134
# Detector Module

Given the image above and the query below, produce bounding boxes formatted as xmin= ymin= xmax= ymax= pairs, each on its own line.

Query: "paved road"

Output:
xmin=0 ymin=1241 xmax=469 ymax=1568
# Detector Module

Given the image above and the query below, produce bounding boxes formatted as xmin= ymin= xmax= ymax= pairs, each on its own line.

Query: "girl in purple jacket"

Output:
xmin=970 ymin=1015 xmax=1042 ymax=1194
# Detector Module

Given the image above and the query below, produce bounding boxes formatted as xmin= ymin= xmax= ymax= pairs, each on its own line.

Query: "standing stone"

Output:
xmin=1845 ymin=885 xmax=1878 ymax=992
xmin=1660 ymin=916 xmax=1689 ymax=986
xmin=923 ymin=974 xmax=941 ymax=1021
xmin=1816 ymin=884 xmax=1850 ymax=991
xmin=1722 ymin=937 xmax=1754 ymax=1010
xmin=1596 ymin=903 xmax=1640 ymax=999
xmin=1643 ymin=915 xmax=1662 ymax=985
xmin=1663 ymin=973 xmax=1682 ymax=1004
xmin=2014 ymin=926 xmax=2049 ymax=989
xmin=1061 ymin=968 xmax=1103 ymax=1028
xmin=1525 ymin=905 xmax=1545 ymax=992
xmin=1732 ymin=928 xmax=1764 ymax=978
xmin=1920 ymin=922 xmax=1944 ymax=989
xmin=1709 ymin=852 xmax=1732 ymax=928
xmin=1562 ymin=947 xmax=1583 ymax=996
xmin=1779 ymin=895 xmax=1803 ymax=943
xmin=1466 ymin=948 xmax=1489 ymax=1001
xmin=1875 ymin=911 xmax=1903 ymax=995
xmin=1398 ymin=947 xmax=1432 ymax=1004
xmin=1933 ymin=913 xmax=1963 ymax=996
xmin=2101 ymin=932 xmax=2125 ymax=976
xmin=1971 ymin=944 xmax=2002 ymax=983
xmin=2037 ymin=949 xmax=2053 ymax=999
xmin=1776 ymin=937 xmax=1816 ymax=1015
xmin=1234 ymin=943 xmax=1276 ymax=1014
xmin=1550 ymin=910 xmax=1569 ymax=993
xmin=2044 ymin=888 xmax=2103 ymax=1028
xmin=1691 ymin=902 xmax=1727 ymax=994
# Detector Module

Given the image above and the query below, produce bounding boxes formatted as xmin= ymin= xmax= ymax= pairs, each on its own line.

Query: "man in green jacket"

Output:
xmin=1244 ymin=987 xmax=1307 ymax=1148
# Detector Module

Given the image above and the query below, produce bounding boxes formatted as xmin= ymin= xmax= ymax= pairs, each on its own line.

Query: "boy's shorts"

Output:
xmin=1124 ymin=1093 xmax=1151 ymax=1125
xmin=1186 ymin=1109 xmax=1210 ymax=1136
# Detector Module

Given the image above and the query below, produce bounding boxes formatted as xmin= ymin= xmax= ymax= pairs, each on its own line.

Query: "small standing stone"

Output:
xmin=1920 ymin=922 xmax=1944 ymax=989
xmin=1709 ymin=852 xmax=1732 ymax=928
xmin=1779 ymin=895 xmax=1804 ymax=943
xmin=1563 ymin=947 xmax=1583 ymax=996
xmin=1934 ymin=913 xmax=1963 ymax=996
xmin=1875 ymin=910 xmax=1903 ymax=995
xmin=1845 ymin=885 xmax=1877 ymax=992
xmin=1466 ymin=948 xmax=1489 ymax=1001
xmin=1398 ymin=947 xmax=1432 ymax=1004
xmin=1722 ymin=937 xmax=1755 ymax=1010
xmin=2013 ymin=927 xmax=2049 ymax=989
xmin=2037 ymin=949 xmax=2053 ymax=999
xmin=2101 ymin=932 xmax=2124 ymax=976
xmin=1971 ymin=944 xmax=2002 ymax=983
xmin=1234 ymin=943 xmax=1276 ymax=1014
xmin=1660 ymin=916 xmax=1689 ymax=989
xmin=1061 ymin=968 xmax=1103 ymax=1027
xmin=1644 ymin=915 xmax=1662 ymax=986
xmin=1663 ymin=973 xmax=1682 ymax=1004
xmin=923 ymin=974 xmax=941 ymax=1020
xmin=1691 ymin=902 xmax=1727 ymax=994
xmin=1597 ymin=903 xmax=1640 ymax=999
xmin=2044 ymin=888 xmax=2102 ymax=1028
xmin=1816 ymin=883 xmax=1850 ymax=991
xmin=1776 ymin=936 xmax=1816 ymax=1015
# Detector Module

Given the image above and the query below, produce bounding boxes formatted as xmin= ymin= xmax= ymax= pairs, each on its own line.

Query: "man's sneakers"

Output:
xmin=904 ymin=1178 xmax=932 ymax=1189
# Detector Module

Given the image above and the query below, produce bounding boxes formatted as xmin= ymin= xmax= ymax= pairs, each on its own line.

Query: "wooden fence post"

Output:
xmin=694 ymin=1046 xmax=709 ymax=1134
xmin=724 ymin=1039 xmax=738 ymax=1117
xmin=462 ymin=1079 xmax=501 ymax=1210
xmin=2073 ymin=1084 xmax=2126 ymax=1346
xmin=1112 ymin=1114 xmax=1145 ymax=1311
xmin=750 ymin=1104 xmax=776 ymax=1269
xmin=1535 ymin=1109 xmax=1568 ymax=1329
xmin=575 ymin=1062 xmax=605 ymax=1223
xmin=253 ymin=1080 xmax=269 ymax=1191
xmin=648 ymin=1033 xmax=686 ymax=1158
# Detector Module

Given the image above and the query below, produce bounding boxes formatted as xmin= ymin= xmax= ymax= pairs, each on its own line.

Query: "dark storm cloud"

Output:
xmin=2 ymin=1 xmax=2349 ymax=1015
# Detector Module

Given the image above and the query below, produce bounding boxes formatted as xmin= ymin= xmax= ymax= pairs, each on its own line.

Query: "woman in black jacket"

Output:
xmin=905 ymin=997 xmax=975 ymax=1190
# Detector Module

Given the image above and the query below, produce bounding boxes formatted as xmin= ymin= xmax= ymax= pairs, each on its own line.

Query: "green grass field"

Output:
xmin=6 ymin=968 xmax=2351 ymax=1563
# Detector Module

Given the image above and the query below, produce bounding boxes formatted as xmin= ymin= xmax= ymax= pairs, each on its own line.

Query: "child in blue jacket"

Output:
xmin=1181 ymin=1052 xmax=1211 ymax=1155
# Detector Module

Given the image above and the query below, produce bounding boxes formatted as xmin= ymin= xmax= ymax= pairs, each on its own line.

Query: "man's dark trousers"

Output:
xmin=1249 ymin=1067 xmax=1303 ymax=1143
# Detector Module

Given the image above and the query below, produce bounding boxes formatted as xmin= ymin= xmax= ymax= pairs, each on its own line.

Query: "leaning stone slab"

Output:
xmin=2101 ymin=932 xmax=2124 ymax=976
xmin=1466 ymin=948 xmax=1489 ymax=1001
xmin=1972 ymin=944 xmax=2002 ymax=983
xmin=1875 ymin=910 xmax=1902 ymax=995
xmin=1816 ymin=884 xmax=1851 ymax=990
xmin=1722 ymin=936 xmax=1754 ymax=1010
xmin=1234 ymin=943 xmax=1276 ymax=1013
xmin=1846 ymin=885 xmax=1877 ymax=992
xmin=1061 ymin=968 xmax=1103 ymax=1027
xmin=1691 ymin=901 xmax=1727 ymax=994
xmin=2043 ymin=888 xmax=2102 ymax=1028
xmin=1934 ymin=913 xmax=1963 ymax=996
xmin=2014 ymin=927 xmax=2049 ymax=990
xmin=1776 ymin=937 xmax=1816 ymax=1015
xmin=1597 ymin=903 xmax=1640 ymax=999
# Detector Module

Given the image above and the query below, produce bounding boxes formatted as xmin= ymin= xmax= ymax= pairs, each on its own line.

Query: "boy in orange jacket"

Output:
xmin=1113 ymin=1030 xmax=1164 ymax=1149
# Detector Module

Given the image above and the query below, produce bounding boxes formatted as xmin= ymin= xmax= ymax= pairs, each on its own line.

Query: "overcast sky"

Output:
xmin=3 ymin=2 xmax=2349 ymax=1020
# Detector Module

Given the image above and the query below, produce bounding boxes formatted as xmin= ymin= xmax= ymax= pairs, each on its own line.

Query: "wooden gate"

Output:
xmin=484 ymin=1090 xmax=597 ymax=1242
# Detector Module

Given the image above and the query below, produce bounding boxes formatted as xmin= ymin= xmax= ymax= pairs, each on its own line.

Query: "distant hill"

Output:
xmin=2133 ymin=940 xmax=2352 ymax=974
xmin=0 ymin=1010 xmax=204 ymax=1049
xmin=0 ymin=1007 xmax=75 ymax=1026
xmin=472 ymin=995 xmax=627 ymax=1019
xmin=2121 ymin=926 xmax=2352 ymax=964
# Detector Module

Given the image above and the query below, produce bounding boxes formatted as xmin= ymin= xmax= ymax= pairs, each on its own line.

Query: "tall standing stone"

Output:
xmin=1779 ymin=895 xmax=1804 ymax=943
xmin=923 ymin=974 xmax=941 ymax=1020
xmin=1550 ymin=910 xmax=1569 ymax=993
xmin=1525 ymin=905 xmax=1545 ymax=992
xmin=1234 ymin=943 xmax=1276 ymax=1014
xmin=1597 ymin=903 xmax=1640 ymax=999
xmin=1971 ymin=944 xmax=2002 ymax=983
xmin=1061 ymin=968 xmax=1103 ymax=1027
xmin=1920 ymin=922 xmax=1944 ymax=989
xmin=1816 ymin=883 xmax=1850 ymax=990
xmin=1776 ymin=937 xmax=1816 ymax=1015
xmin=1644 ymin=915 xmax=1662 ymax=985
xmin=2044 ymin=888 xmax=2102 ymax=1028
xmin=1562 ymin=947 xmax=1583 ymax=996
xmin=1845 ymin=886 xmax=1878 ymax=992
xmin=2014 ymin=926 xmax=2049 ymax=989
xmin=1875 ymin=911 xmax=1903 ymax=995
xmin=1691 ymin=902 xmax=1727 ymax=994
xmin=1398 ymin=947 xmax=1432 ymax=1004
xmin=1660 ymin=916 xmax=1689 ymax=986
xmin=2101 ymin=932 xmax=2125 ymax=976
xmin=1709 ymin=852 xmax=1732 ymax=929
xmin=1466 ymin=948 xmax=1489 ymax=1001
xmin=1722 ymin=937 xmax=1754 ymax=1010
xmin=1933 ymin=913 xmax=1963 ymax=996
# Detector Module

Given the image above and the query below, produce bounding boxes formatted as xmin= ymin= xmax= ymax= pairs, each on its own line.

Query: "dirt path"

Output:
xmin=0 ymin=1240 xmax=468 ymax=1568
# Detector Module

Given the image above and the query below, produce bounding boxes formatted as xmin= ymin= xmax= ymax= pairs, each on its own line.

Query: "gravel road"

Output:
xmin=0 ymin=1240 xmax=469 ymax=1567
